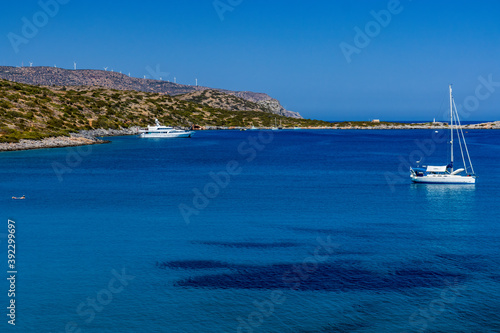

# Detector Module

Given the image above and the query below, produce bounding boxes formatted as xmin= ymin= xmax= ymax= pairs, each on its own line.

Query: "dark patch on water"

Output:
xmin=156 ymin=260 xmax=239 ymax=270
xmin=307 ymin=321 xmax=372 ymax=333
xmin=435 ymin=253 xmax=493 ymax=272
xmin=336 ymin=251 xmax=373 ymax=256
xmin=192 ymin=240 xmax=300 ymax=249
xmin=289 ymin=226 xmax=377 ymax=240
xmin=174 ymin=262 xmax=466 ymax=291
xmin=290 ymin=227 xmax=337 ymax=235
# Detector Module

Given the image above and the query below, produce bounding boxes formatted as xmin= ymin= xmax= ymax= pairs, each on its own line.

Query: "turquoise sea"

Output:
xmin=1 ymin=129 xmax=500 ymax=332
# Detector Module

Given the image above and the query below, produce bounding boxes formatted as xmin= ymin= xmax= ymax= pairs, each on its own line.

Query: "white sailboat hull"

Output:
xmin=411 ymin=174 xmax=476 ymax=184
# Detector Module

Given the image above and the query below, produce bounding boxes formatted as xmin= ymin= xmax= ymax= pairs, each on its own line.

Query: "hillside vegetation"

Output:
xmin=0 ymin=79 xmax=330 ymax=143
xmin=0 ymin=66 xmax=302 ymax=118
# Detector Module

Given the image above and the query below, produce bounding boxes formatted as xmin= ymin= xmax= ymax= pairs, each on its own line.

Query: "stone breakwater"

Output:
xmin=0 ymin=136 xmax=102 ymax=152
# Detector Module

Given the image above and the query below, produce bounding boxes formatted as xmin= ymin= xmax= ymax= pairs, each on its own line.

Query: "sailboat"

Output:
xmin=410 ymin=85 xmax=476 ymax=184
xmin=271 ymin=118 xmax=279 ymax=130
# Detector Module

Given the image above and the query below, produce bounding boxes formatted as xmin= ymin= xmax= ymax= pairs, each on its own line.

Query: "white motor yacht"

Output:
xmin=139 ymin=119 xmax=194 ymax=138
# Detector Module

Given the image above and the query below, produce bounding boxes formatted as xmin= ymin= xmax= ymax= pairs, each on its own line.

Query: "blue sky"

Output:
xmin=1 ymin=0 xmax=499 ymax=121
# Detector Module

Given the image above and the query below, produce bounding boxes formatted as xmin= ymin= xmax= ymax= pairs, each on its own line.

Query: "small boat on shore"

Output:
xmin=139 ymin=119 xmax=194 ymax=138
xmin=410 ymin=85 xmax=476 ymax=184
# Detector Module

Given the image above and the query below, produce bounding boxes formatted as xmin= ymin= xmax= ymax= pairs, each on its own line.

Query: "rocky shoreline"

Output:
xmin=1 ymin=123 xmax=498 ymax=152
xmin=0 ymin=127 xmax=140 ymax=152
xmin=72 ymin=127 xmax=140 ymax=140
xmin=0 ymin=136 xmax=105 ymax=152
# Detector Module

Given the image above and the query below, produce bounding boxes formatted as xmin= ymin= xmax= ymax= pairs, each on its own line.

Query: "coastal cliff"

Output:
xmin=175 ymin=89 xmax=300 ymax=118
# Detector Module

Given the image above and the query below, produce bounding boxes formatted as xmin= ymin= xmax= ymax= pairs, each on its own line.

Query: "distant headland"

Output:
xmin=0 ymin=66 xmax=498 ymax=152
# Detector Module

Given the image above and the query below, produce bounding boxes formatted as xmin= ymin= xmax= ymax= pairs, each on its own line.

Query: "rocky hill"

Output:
xmin=0 ymin=66 xmax=301 ymax=118
xmin=176 ymin=89 xmax=275 ymax=113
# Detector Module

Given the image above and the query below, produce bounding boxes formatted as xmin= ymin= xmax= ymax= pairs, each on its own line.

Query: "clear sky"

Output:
xmin=1 ymin=0 xmax=499 ymax=121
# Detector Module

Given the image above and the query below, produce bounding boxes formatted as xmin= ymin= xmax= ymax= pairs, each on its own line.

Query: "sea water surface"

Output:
xmin=1 ymin=129 xmax=500 ymax=332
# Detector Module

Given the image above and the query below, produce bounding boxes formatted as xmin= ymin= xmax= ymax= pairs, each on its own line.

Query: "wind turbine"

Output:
xmin=74 ymin=61 xmax=77 ymax=70
xmin=29 ymin=62 xmax=33 ymax=67
xmin=195 ymin=78 xmax=198 ymax=86
xmin=128 ymin=72 xmax=131 ymax=77
xmin=104 ymin=67 xmax=108 ymax=71
xmin=174 ymin=77 xmax=176 ymax=83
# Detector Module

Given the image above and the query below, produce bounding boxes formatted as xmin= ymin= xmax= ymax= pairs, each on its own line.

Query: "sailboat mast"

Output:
xmin=449 ymin=84 xmax=454 ymax=171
